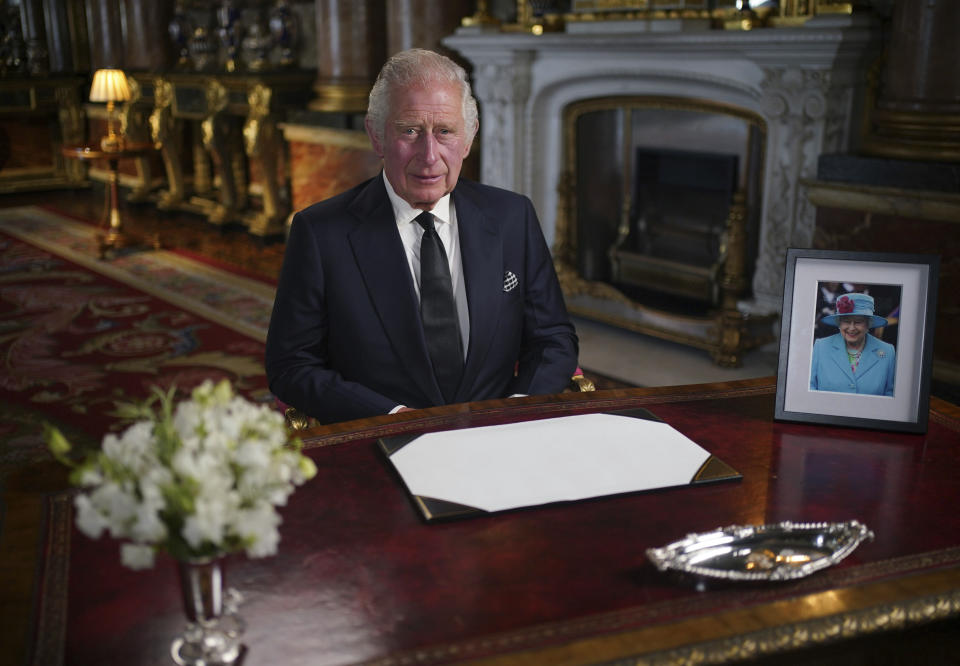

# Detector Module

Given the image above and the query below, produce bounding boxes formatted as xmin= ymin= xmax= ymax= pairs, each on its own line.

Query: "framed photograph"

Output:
xmin=775 ymin=249 xmax=940 ymax=433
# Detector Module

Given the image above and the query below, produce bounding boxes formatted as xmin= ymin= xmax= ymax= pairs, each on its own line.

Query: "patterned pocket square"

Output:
xmin=503 ymin=270 xmax=518 ymax=292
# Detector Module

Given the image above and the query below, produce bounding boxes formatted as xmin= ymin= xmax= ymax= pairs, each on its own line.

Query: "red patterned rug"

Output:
xmin=0 ymin=206 xmax=277 ymax=466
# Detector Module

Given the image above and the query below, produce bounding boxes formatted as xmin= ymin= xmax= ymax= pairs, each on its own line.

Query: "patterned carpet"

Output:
xmin=0 ymin=206 xmax=277 ymax=466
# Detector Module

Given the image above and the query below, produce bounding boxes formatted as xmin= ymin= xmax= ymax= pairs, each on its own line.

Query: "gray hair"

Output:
xmin=367 ymin=48 xmax=479 ymax=146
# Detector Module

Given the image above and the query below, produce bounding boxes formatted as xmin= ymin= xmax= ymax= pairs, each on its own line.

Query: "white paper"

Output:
xmin=389 ymin=413 xmax=713 ymax=513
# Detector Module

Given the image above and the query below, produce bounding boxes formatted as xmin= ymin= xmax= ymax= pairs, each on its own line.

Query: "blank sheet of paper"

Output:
xmin=386 ymin=412 xmax=734 ymax=516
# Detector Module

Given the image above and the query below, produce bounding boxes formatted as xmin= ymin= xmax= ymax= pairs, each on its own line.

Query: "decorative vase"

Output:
xmin=168 ymin=2 xmax=192 ymax=69
xmin=241 ymin=22 xmax=272 ymax=72
xmin=268 ymin=0 xmax=299 ymax=68
xmin=188 ymin=26 xmax=217 ymax=73
xmin=170 ymin=557 xmax=245 ymax=666
xmin=216 ymin=0 xmax=242 ymax=72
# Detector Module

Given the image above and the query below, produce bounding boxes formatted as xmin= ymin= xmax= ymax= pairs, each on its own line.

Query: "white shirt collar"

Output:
xmin=382 ymin=172 xmax=452 ymax=227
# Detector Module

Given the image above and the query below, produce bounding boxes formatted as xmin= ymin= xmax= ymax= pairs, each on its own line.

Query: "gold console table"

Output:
xmin=132 ymin=70 xmax=313 ymax=236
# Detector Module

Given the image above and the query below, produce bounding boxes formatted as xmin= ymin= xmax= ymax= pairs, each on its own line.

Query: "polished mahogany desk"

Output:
xmin=34 ymin=378 xmax=960 ymax=664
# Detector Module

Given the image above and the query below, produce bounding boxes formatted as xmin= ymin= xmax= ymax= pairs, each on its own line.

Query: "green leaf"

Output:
xmin=161 ymin=478 xmax=197 ymax=516
xmin=44 ymin=424 xmax=73 ymax=465
xmin=298 ymin=455 xmax=317 ymax=481
xmin=68 ymin=465 xmax=91 ymax=486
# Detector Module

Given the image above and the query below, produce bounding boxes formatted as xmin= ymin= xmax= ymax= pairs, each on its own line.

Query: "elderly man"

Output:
xmin=265 ymin=48 xmax=578 ymax=424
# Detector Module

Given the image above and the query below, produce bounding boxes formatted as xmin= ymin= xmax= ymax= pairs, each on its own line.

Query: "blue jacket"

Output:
xmin=810 ymin=332 xmax=896 ymax=396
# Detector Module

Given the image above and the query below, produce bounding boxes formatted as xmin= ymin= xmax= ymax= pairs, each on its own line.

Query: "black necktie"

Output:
xmin=416 ymin=211 xmax=463 ymax=403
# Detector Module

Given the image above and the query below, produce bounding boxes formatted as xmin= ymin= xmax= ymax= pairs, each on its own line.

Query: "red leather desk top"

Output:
xmin=37 ymin=379 xmax=960 ymax=665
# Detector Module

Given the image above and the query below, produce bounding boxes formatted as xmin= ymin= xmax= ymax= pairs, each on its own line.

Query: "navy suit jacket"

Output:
xmin=265 ymin=175 xmax=579 ymax=424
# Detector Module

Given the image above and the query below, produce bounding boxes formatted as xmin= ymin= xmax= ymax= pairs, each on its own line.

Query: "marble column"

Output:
xmin=387 ymin=0 xmax=474 ymax=56
xmin=311 ymin=0 xmax=386 ymax=112
xmin=43 ymin=0 xmax=75 ymax=72
xmin=19 ymin=0 xmax=48 ymax=74
xmin=863 ymin=0 xmax=960 ymax=161
xmin=85 ymin=0 xmax=124 ymax=69
xmin=121 ymin=0 xmax=175 ymax=71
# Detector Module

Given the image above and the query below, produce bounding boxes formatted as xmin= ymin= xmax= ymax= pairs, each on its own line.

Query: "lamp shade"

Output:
xmin=89 ymin=69 xmax=132 ymax=103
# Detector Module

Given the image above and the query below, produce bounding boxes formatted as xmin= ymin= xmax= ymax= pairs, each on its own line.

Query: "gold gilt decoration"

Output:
xmin=862 ymin=109 xmax=960 ymax=163
xmin=243 ymin=83 xmax=286 ymax=236
xmin=201 ymin=78 xmax=241 ymax=225
xmin=500 ymin=0 xmax=865 ymax=32
xmin=570 ymin=372 xmax=596 ymax=392
xmin=150 ymin=78 xmax=186 ymax=209
xmin=192 ymin=126 xmax=213 ymax=196
xmin=692 ymin=455 xmax=739 ymax=483
xmin=633 ymin=588 xmax=960 ymax=664
xmin=145 ymin=71 xmax=310 ymax=232
xmin=117 ymin=78 xmax=154 ymax=202
xmin=201 ymin=79 xmax=228 ymax=157
xmin=284 ymin=407 xmax=312 ymax=431
xmin=715 ymin=191 xmax=749 ymax=366
xmin=309 ymin=82 xmax=371 ymax=113
xmin=462 ymin=0 xmax=501 ymax=27
xmin=858 ymin=43 xmax=960 ymax=162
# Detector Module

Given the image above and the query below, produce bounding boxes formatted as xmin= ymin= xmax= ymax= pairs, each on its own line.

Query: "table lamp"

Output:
xmin=89 ymin=68 xmax=132 ymax=152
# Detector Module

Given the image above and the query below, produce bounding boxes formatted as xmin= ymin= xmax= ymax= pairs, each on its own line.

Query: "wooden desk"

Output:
xmin=33 ymin=378 xmax=960 ymax=664
xmin=61 ymin=142 xmax=160 ymax=258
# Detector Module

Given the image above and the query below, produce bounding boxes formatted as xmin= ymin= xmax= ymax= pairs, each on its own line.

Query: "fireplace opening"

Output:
xmin=555 ymin=96 xmax=775 ymax=364
xmin=612 ymin=146 xmax=739 ymax=307
xmin=560 ymin=96 xmax=764 ymax=318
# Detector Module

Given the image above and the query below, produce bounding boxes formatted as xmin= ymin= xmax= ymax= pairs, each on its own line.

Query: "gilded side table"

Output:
xmin=61 ymin=142 xmax=162 ymax=258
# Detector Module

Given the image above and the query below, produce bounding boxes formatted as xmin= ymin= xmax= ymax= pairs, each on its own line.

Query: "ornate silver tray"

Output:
xmin=646 ymin=520 xmax=874 ymax=582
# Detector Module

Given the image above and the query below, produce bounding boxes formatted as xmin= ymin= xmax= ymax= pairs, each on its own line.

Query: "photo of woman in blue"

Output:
xmin=809 ymin=292 xmax=897 ymax=397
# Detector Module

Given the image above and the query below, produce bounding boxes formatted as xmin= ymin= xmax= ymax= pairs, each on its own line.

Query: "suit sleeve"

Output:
xmin=507 ymin=197 xmax=579 ymax=396
xmin=265 ymin=214 xmax=400 ymax=423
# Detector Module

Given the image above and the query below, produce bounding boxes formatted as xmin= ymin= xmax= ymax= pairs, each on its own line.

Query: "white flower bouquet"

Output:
xmin=46 ymin=379 xmax=317 ymax=570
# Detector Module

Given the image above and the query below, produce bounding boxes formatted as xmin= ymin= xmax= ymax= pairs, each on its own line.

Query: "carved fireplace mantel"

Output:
xmin=446 ymin=15 xmax=881 ymax=349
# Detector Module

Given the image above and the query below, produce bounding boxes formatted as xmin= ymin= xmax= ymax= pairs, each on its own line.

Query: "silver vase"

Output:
xmin=170 ymin=557 xmax=245 ymax=666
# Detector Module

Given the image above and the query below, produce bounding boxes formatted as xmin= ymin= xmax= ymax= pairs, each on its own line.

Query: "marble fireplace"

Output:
xmin=446 ymin=15 xmax=880 ymax=364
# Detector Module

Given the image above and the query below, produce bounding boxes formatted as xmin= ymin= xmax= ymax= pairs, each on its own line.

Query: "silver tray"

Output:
xmin=646 ymin=520 xmax=874 ymax=582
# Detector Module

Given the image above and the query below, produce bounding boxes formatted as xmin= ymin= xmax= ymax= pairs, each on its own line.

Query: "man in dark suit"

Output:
xmin=266 ymin=48 xmax=578 ymax=424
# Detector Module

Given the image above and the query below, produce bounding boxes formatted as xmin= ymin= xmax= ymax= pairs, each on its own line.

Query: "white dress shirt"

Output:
xmin=383 ymin=173 xmax=470 ymax=358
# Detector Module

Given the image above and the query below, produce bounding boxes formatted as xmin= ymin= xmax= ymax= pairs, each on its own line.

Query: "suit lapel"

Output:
xmin=454 ymin=186 xmax=503 ymax=401
xmin=347 ymin=177 xmax=441 ymax=403
xmin=856 ymin=335 xmax=882 ymax=377
xmin=827 ymin=335 xmax=857 ymax=384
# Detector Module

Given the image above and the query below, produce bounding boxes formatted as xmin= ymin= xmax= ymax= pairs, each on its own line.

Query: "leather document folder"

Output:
xmin=379 ymin=408 xmax=741 ymax=521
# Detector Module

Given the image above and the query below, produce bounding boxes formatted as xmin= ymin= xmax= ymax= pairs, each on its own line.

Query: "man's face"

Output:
xmin=839 ymin=315 xmax=868 ymax=347
xmin=366 ymin=82 xmax=472 ymax=211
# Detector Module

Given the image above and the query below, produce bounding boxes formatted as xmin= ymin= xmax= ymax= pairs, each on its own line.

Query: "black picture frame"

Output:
xmin=775 ymin=249 xmax=940 ymax=433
